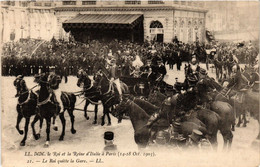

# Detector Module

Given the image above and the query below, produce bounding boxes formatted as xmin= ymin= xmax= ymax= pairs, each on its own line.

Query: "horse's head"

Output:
xmin=93 ymin=70 xmax=103 ymax=89
xmin=14 ymin=75 xmax=27 ymax=95
xmin=48 ymin=73 xmax=62 ymax=90
xmin=77 ymin=69 xmax=91 ymax=88
xmin=34 ymin=73 xmax=48 ymax=85
xmin=112 ymin=98 xmax=131 ymax=119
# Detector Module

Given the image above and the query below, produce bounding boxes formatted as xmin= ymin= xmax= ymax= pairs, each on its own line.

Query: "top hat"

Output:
xmin=189 ymin=129 xmax=203 ymax=143
xmin=199 ymin=68 xmax=207 ymax=75
xmin=104 ymin=131 xmax=114 ymax=140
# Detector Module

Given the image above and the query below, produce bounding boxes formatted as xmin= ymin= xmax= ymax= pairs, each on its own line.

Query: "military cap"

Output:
xmin=104 ymin=131 xmax=114 ymax=140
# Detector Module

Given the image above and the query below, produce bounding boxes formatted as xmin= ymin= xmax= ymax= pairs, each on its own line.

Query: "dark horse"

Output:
xmin=31 ymin=73 xmax=76 ymax=147
xmin=13 ymin=75 xmax=43 ymax=146
xmin=77 ymin=69 xmax=102 ymax=124
xmin=93 ymin=64 xmax=129 ymax=126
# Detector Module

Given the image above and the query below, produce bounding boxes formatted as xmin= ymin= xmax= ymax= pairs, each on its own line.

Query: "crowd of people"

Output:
xmin=1 ymin=37 xmax=259 ymax=81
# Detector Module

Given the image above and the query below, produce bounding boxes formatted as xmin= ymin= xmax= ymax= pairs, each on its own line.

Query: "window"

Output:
xmin=150 ymin=21 xmax=163 ymax=28
xmin=62 ymin=1 xmax=76 ymax=5
xmin=125 ymin=0 xmax=141 ymax=5
xmin=148 ymin=0 xmax=164 ymax=4
xmin=82 ymin=1 xmax=96 ymax=5
xmin=180 ymin=1 xmax=186 ymax=5
xmin=19 ymin=1 xmax=28 ymax=7
xmin=10 ymin=1 xmax=15 ymax=6
xmin=44 ymin=2 xmax=52 ymax=7
xmin=34 ymin=2 xmax=42 ymax=6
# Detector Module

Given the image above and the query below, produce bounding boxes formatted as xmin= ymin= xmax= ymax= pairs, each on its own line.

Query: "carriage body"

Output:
xmin=120 ymin=77 xmax=150 ymax=98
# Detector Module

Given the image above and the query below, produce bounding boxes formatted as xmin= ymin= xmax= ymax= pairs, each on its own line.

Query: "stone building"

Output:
xmin=0 ymin=1 xmax=207 ymax=44
xmin=0 ymin=1 xmax=57 ymax=43
xmin=55 ymin=0 xmax=207 ymax=43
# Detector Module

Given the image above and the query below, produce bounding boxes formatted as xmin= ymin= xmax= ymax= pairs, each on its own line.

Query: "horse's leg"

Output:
xmin=228 ymin=131 xmax=233 ymax=149
xmin=257 ymin=121 xmax=260 ymax=140
xmin=209 ymin=134 xmax=218 ymax=151
xmin=44 ymin=117 xmax=51 ymax=147
xmin=59 ymin=112 xmax=66 ymax=141
xmin=67 ymin=109 xmax=76 ymax=134
xmin=20 ymin=117 xmax=30 ymax=146
xmin=242 ymin=112 xmax=247 ymax=127
xmin=236 ymin=114 xmax=242 ymax=127
xmin=38 ymin=117 xmax=43 ymax=134
xmin=101 ymin=106 xmax=106 ymax=126
xmin=16 ymin=113 xmax=24 ymax=135
xmin=52 ymin=115 xmax=58 ymax=131
xmin=84 ymin=101 xmax=90 ymax=120
xmin=93 ymin=104 xmax=98 ymax=124
xmin=31 ymin=115 xmax=41 ymax=140
xmin=107 ymin=108 xmax=111 ymax=126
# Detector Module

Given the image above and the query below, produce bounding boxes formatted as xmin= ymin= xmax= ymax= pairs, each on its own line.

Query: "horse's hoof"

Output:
xmin=107 ymin=123 xmax=111 ymax=126
xmin=20 ymin=142 xmax=25 ymax=146
xmin=71 ymin=129 xmax=76 ymax=134
xmin=53 ymin=126 xmax=58 ymax=131
xmin=118 ymin=120 xmax=122 ymax=123
xmin=92 ymin=121 xmax=97 ymax=124
xmin=59 ymin=136 xmax=64 ymax=141
xmin=236 ymin=124 xmax=240 ymax=127
xmin=19 ymin=130 xmax=24 ymax=135
xmin=86 ymin=116 xmax=89 ymax=120
xmin=44 ymin=144 xmax=49 ymax=148
xmin=34 ymin=134 xmax=41 ymax=140
xmin=243 ymin=124 xmax=247 ymax=127
xmin=101 ymin=122 xmax=105 ymax=126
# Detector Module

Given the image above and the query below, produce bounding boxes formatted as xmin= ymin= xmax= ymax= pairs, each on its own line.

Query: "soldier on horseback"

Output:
xmin=48 ymin=67 xmax=63 ymax=113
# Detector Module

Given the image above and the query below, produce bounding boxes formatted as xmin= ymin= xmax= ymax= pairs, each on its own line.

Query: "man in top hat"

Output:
xmin=48 ymin=66 xmax=63 ymax=129
xmin=103 ymin=131 xmax=117 ymax=151
xmin=140 ymin=59 xmax=154 ymax=79
xmin=155 ymin=58 xmax=167 ymax=82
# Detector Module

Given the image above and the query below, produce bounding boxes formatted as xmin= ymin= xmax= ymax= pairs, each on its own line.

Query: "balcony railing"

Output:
xmin=148 ymin=0 xmax=164 ymax=4
xmin=62 ymin=1 xmax=76 ymax=5
xmin=125 ymin=0 xmax=141 ymax=5
xmin=82 ymin=1 xmax=96 ymax=5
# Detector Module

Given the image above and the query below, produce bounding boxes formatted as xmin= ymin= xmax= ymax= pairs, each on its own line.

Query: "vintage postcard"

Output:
xmin=1 ymin=0 xmax=259 ymax=167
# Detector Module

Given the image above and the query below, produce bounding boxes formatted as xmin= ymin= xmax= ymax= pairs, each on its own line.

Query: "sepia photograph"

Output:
xmin=1 ymin=0 xmax=259 ymax=167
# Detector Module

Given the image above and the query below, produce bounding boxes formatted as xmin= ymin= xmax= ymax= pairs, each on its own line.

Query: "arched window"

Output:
xmin=150 ymin=21 xmax=163 ymax=28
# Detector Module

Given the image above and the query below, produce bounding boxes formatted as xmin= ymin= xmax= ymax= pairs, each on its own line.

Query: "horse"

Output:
xmin=31 ymin=73 xmax=76 ymax=147
xmin=77 ymin=69 xmax=102 ymax=124
xmin=196 ymin=77 xmax=236 ymax=149
xmin=93 ymin=64 xmax=129 ymax=126
xmin=13 ymin=75 xmax=43 ymax=146
xmin=112 ymin=98 xmax=211 ymax=148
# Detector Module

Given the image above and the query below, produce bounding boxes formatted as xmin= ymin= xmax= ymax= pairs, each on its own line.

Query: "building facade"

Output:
xmin=1 ymin=1 xmax=207 ymax=44
xmin=0 ymin=1 xmax=57 ymax=43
